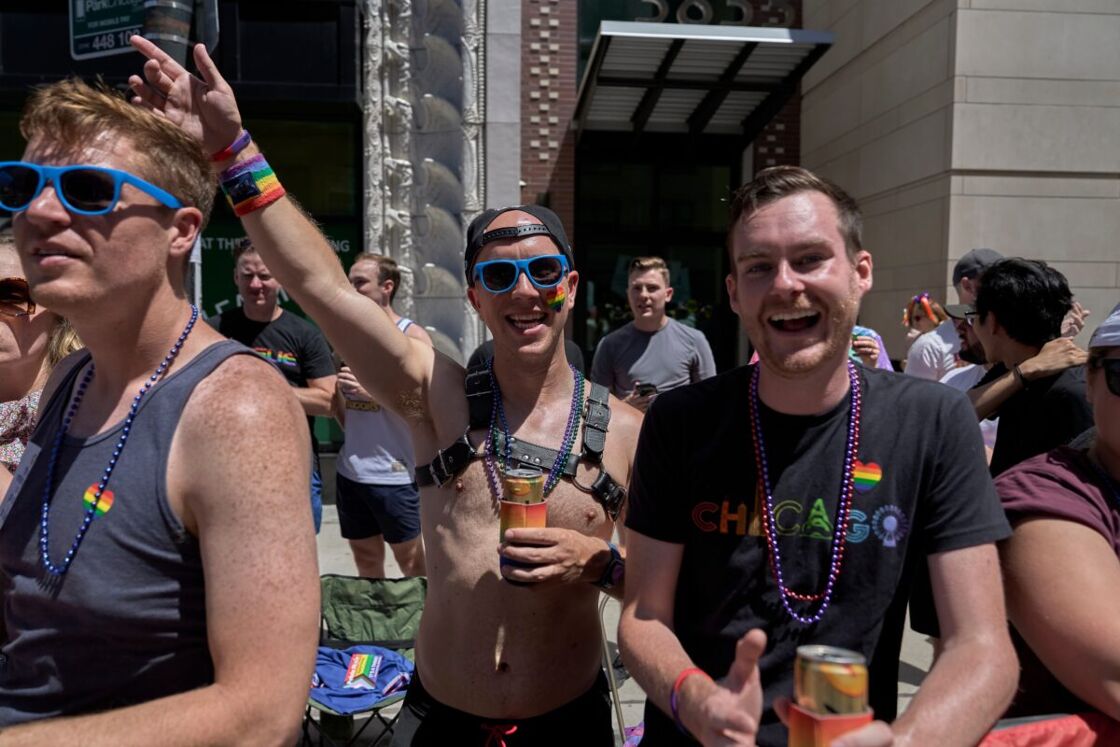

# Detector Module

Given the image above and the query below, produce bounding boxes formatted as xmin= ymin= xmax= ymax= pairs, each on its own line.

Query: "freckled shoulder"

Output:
xmin=168 ymin=351 xmax=311 ymax=535
xmin=179 ymin=352 xmax=306 ymax=440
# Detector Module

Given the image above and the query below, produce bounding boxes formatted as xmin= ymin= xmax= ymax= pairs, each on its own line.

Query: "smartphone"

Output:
xmin=635 ymin=382 xmax=658 ymax=397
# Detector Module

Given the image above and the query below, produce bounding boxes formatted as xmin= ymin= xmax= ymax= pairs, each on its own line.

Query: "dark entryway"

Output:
xmin=573 ymin=131 xmax=744 ymax=372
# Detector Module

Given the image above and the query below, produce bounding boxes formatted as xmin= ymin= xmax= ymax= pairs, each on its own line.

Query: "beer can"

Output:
xmin=794 ymin=646 xmax=869 ymax=715
xmin=502 ymin=468 xmax=544 ymax=505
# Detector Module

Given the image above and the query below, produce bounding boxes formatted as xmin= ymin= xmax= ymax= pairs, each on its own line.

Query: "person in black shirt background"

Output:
xmin=966 ymin=258 xmax=1093 ymax=477
xmin=209 ymin=240 xmax=336 ymax=531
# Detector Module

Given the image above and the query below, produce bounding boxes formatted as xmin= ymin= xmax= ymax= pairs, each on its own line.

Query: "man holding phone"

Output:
xmin=591 ymin=256 xmax=716 ymax=412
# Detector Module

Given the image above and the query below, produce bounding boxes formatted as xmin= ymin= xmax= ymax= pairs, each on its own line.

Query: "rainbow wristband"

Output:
xmin=219 ymin=154 xmax=286 ymax=217
xmin=669 ymin=666 xmax=710 ymax=736
xmin=210 ymin=129 xmax=251 ymax=162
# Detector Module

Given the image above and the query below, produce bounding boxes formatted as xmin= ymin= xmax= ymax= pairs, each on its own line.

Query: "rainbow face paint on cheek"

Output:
xmin=544 ymin=284 xmax=566 ymax=312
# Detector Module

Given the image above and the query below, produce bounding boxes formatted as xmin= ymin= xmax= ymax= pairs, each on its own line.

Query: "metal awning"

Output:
xmin=575 ymin=21 xmax=833 ymax=139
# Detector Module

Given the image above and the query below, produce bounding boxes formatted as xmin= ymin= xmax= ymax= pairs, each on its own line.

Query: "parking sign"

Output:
xmin=69 ymin=0 xmax=146 ymax=60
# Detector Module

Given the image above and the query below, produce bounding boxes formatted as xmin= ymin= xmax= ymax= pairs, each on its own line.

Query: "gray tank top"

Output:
xmin=0 ymin=340 xmax=251 ymax=725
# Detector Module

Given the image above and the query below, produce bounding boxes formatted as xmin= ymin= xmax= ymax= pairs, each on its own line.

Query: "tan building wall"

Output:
xmin=801 ymin=0 xmax=1120 ymax=359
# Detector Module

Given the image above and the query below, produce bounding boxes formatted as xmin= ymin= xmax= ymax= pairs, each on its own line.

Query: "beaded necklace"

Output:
xmin=747 ymin=360 xmax=862 ymax=625
xmin=39 ymin=306 xmax=200 ymax=577
xmin=483 ymin=358 xmax=584 ymax=500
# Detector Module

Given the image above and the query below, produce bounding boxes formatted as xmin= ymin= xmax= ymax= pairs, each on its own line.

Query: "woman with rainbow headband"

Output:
xmin=903 ymin=291 xmax=958 ymax=380
xmin=902 ymin=291 xmax=946 ymax=334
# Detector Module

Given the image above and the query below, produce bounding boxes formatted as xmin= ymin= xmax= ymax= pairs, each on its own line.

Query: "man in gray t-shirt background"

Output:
xmin=591 ymin=256 xmax=716 ymax=412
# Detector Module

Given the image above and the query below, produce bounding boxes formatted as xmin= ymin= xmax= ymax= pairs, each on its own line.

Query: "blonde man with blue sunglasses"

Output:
xmin=0 ymin=76 xmax=319 ymax=744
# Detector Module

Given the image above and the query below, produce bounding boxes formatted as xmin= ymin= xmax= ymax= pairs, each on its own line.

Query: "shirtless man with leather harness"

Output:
xmin=127 ymin=40 xmax=641 ymax=746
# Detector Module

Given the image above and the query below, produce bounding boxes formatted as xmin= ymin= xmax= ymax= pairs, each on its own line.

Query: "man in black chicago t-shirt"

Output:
xmin=618 ymin=166 xmax=1017 ymax=747
xmin=209 ymin=240 xmax=336 ymax=530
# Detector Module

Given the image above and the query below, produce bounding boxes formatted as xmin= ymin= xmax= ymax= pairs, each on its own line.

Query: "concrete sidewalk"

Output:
xmin=313 ymin=505 xmax=932 ymax=744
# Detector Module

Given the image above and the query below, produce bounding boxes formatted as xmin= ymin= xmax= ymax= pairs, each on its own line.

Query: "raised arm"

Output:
xmin=127 ymin=37 xmax=442 ymax=421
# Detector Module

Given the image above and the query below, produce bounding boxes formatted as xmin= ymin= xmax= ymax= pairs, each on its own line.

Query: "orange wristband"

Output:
xmin=670 ymin=666 xmax=711 ymax=735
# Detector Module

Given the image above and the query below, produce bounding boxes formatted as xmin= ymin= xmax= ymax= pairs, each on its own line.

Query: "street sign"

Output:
xmin=69 ymin=0 xmax=146 ymax=61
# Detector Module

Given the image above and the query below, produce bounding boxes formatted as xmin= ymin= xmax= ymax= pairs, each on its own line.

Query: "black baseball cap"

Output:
xmin=464 ymin=205 xmax=574 ymax=282
xmin=944 ymin=303 xmax=975 ymax=320
xmin=952 ymin=248 xmax=1003 ymax=286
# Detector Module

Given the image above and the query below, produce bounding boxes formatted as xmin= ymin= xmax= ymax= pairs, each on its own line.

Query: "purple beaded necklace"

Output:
xmin=747 ymin=360 xmax=862 ymax=625
xmin=39 ymin=306 xmax=200 ymax=577
xmin=483 ymin=357 xmax=584 ymax=500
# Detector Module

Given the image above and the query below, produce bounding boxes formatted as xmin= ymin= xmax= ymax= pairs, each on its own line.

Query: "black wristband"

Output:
xmin=1012 ymin=364 xmax=1028 ymax=388
xmin=594 ymin=542 xmax=624 ymax=590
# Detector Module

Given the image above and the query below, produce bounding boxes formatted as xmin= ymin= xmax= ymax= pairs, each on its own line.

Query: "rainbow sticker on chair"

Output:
xmin=344 ymin=652 xmax=383 ymax=690
xmin=853 ymin=461 xmax=882 ymax=493
xmin=82 ymin=485 xmax=114 ymax=516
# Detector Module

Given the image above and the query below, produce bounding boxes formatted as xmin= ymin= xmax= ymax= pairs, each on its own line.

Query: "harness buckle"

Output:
xmin=433 ymin=448 xmax=453 ymax=487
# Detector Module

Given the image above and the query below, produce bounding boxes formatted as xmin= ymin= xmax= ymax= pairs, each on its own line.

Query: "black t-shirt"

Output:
xmin=207 ymin=307 xmax=335 ymax=434
xmin=625 ymin=365 xmax=1010 ymax=747
xmin=989 ymin=365 xmax=1093 ymax=477
xmin=976 ymin=362 xmax=1008 ymax=386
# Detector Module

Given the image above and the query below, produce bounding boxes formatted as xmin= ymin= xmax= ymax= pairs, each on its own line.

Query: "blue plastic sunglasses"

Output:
xmin=0 ymin=161 xmax=182 ymax=216
xmin=473 ymin=254 xmax=569 ymax=294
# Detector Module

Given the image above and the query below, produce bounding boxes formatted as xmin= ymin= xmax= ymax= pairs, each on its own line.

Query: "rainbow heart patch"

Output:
xmin=82 ymin=484 xmax=115 ymax=516
xmin=853 ymin=461 xmax=882 ymax=493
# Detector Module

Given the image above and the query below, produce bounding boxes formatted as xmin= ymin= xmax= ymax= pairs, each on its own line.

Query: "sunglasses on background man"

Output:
xmin=1091 ymin=356 xmax=1120 ymax=397
xmin=0 ymin=276 xmax=34 ymax=317
xmin=0 ymin=162 xmax=182 ymax=216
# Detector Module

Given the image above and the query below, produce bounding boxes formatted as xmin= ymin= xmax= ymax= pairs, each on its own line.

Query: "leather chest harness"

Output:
xmin=415 ymin=362 xmax=626 ymax=520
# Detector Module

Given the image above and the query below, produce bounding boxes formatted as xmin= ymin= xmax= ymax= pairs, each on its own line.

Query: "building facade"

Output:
xmin=800 ymin=0 xmax=1119 ymax=356
xmin=3 ymin=0 xmax=1114 ymax=373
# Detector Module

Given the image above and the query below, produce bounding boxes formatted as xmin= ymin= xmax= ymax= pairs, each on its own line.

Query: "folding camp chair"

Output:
xmin=599 ymin=594 xmax=628 ymax=746
xmin=302 ymin=574 xmax=427 ymax=747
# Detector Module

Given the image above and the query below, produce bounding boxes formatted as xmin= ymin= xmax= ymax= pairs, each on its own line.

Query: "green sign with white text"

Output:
xmin=199 ymin=220 xmax=362 ymax=320
xmin=69 ymin=0 xmax=145 ymax=60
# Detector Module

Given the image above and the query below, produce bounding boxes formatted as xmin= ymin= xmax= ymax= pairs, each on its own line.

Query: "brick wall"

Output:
xmin=752 ymin=0 xmax=802 ymax=173
xmin=753 ymin=97 xmax=801 ymax=172
xmin=520 ymin=0 xmax=577 ymax=239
